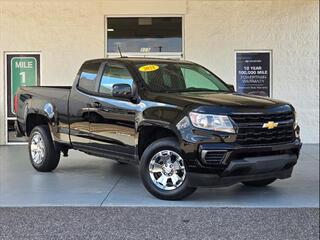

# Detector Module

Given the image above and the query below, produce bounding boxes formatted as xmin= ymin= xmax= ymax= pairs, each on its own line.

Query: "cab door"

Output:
xmin=69 ymin=61 xmax=102 ymax=149
xmin=88 ymin=62 xmax=137 ymax=162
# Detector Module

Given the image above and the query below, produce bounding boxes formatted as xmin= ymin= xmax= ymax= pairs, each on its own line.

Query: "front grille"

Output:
xmin=231 ymin=112 xmax=295 ymax=145
xmin=231 ymin=112 xmax=294 ymax=124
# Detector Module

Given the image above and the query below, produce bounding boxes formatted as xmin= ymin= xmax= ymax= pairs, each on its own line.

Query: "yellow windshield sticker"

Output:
xmin=139 ymin=65 xmax=159 ymax=72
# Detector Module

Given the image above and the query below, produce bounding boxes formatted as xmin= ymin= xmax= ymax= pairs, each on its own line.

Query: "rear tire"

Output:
xmin=242 ymin=178 xmax=276 ymax=187
xmin=139 ymin=137 xmax=196 ymax=200
xmin=29 ymin=125 xmax=60 ymax=172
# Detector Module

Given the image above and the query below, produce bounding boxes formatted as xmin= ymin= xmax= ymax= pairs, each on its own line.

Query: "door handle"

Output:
xmin=92 ymin=101 xmax=102 ymax=108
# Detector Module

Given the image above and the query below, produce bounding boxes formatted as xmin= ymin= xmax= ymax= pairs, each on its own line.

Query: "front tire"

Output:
xmin=242 ymin=178 xmax=276 ymax=187
xmin=29 ymin=125 xmax=60 ymax=172
xmin=139 ymin=137 xmax=196 ymax=200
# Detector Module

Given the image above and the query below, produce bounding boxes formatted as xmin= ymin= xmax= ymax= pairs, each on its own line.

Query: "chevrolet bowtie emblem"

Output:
xmin=262 ymin=121 xmax=279 ymax=129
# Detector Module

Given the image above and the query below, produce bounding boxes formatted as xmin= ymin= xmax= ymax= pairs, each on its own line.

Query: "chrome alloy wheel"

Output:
xmin=148 ymin=150 xmax=186 ymax=191
xmin=30 ymin=133 xmax=46 ymax=165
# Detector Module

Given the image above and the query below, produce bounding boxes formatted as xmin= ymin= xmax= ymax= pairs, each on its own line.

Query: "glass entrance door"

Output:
xmin=5 ymin=52 xmax=41 ymax=144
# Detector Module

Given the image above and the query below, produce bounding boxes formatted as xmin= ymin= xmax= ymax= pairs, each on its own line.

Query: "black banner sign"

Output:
xmin=236 ymin=52 xmax=271 ymax=97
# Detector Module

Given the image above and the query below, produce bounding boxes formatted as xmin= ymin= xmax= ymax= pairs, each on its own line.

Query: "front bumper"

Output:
xmin=188 ymin=154 xmax=296 ymax=187
xmin=184 ymin=140 xmax=301 ymax=187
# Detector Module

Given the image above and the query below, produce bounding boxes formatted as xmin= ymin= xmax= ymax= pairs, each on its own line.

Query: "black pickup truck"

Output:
xmin=15 ymin=58 xmax=301 ymax=200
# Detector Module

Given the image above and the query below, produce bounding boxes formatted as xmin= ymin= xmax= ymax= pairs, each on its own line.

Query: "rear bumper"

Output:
xmin=185 ymin=140 xmax=301 ymax=187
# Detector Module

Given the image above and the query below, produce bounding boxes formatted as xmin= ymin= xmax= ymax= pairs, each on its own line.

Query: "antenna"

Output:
xmin=117 ymin=45 xmax=123 ymax=58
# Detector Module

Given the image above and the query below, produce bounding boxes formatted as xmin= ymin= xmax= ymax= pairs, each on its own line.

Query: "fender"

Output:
xmin=137 ymin=105 xmax=186 ymax=143
xmin=25 ymin=101 xmax=56 ymax=123
xmin=23 ymin=97 xmax=58 ymax=136
xmin=137 ymin=119 xmax=182 ymax=142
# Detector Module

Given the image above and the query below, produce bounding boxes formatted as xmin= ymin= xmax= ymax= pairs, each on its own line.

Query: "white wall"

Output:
xmin=0 ymin=0 xmax=318 ymax=144
xmin=185 ymin=0 xmax=319 ymax=143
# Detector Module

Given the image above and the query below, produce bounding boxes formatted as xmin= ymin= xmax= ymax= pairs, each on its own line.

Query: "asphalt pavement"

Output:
xmin=0 ymin=207 xmax=319 ymax=240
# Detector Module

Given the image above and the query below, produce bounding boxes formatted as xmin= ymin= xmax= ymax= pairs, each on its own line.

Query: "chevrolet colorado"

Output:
xmin=15 ymin=58 xmax=302 ymax=200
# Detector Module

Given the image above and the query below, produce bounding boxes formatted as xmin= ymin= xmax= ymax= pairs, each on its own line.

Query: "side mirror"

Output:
xmin=227 ymin=84 xmax=235 ymax=92
xmin=112 ymin=84 xmax=133 ymax=99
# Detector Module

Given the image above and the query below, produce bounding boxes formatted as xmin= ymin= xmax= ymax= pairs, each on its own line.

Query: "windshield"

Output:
xmin=135 ymin=62 xmax=230 ymax=93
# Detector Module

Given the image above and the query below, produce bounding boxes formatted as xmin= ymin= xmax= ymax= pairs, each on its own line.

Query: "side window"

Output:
xmin=99 ymin=64 xmax=133 ymax=95
xmin=181 ymin=67 xmax=219 ymax=90
xmin=78 ymin=62 xmax=100 ymax=92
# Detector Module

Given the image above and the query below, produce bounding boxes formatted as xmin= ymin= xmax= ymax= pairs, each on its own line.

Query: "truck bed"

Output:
xmin=19 ymin=86 xmax=71 ymax=103
xmin=20 ymin=86 xmax=71 ymax=96
xmin=17 ymin=86 xmax=72 ymax=128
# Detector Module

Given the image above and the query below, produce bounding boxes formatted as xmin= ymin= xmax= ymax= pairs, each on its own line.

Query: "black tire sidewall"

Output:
xmin=139 ymin=137 xmax=196 ymax=200
xmin=28 ymin=125 xmax=60 ymax=172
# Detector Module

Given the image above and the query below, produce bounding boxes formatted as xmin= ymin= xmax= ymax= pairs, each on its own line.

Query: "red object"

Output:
xmin=14 ymin=95 xmax=18 ymax=114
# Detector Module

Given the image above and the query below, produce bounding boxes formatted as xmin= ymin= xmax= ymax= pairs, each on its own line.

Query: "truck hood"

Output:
xmin=149 ymin=91 xmax=293 ymax=114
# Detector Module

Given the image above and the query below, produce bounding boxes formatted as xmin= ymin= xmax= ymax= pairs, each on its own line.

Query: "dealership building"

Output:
xmin=0 ymin=0 xmax=318 ymax=145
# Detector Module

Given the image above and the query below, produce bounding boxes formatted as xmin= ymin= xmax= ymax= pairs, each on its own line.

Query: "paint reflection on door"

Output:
xmin=89 ymin=64 xmax=136 ymax=161
xmin=69 ymin=62 xmax=101 ymax=147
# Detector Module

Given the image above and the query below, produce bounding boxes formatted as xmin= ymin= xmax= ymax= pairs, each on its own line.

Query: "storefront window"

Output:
xmin=106 ymin=17 xmax=182 ymax=53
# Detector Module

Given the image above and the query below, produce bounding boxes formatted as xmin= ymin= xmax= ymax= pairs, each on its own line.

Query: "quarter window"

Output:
xmin=78 ymin=62 xmax=100 ymax=92
xmin=99 ymin=65 xmax=133 ymax=95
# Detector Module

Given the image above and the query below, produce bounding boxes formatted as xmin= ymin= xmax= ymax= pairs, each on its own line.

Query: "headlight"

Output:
xmin=189 ymin=112 xmax=235 ymax=133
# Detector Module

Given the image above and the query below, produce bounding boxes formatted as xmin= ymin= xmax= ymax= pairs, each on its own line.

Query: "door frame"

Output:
xmin=4 ymin=51 xmax=42 ymax=145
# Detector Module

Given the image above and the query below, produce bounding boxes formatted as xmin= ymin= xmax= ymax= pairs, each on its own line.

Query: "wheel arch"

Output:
xmin=137 ymin=123 xmax=181 ymax=160
xmin=25 ymin=113 xmax=51 ymax=136
xmin=24 ymin=100 xmax=56 ymax=136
